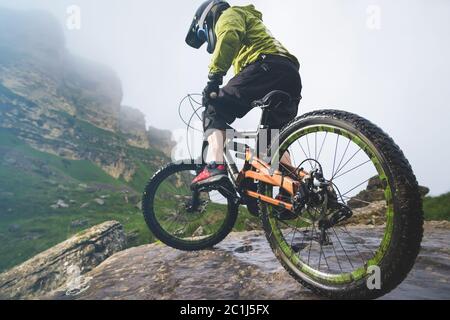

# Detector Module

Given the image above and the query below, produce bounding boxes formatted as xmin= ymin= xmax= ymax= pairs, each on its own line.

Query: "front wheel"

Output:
xmin=142 ymin=160 xmax=239 ymax=251
xmin=260 ymin=110 xmax=424 ymax=299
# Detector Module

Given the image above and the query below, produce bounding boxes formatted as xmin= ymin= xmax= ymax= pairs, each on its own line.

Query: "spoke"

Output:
xmin=314 ymin=132 xmax=318 ymax=167
xmin=180 ymin=219 xmax=192 ymax=236
xmin=342 ymin=195 xmax=372 ymax=206
xmin=282 ymin=226 xmax=296 ymax=239
xmin=309 ymin=207 xmax=331 ymax=272
xmin=292 ymin=214 xmax=314 ymax=226
xmin=306 ymin=134 xmax=312 ymax=159
xmin=334 ymin=139 xmax=351 ymax=178
xmin=297 ymin=141 xmax=315 ymax=170
xmin=318 ymin=232 xmax=331 ymax=271
xmin=316 ymin=132 xmax=328 ymax=163
xmin=337 ymin=225 xmax=375 ymax=258
xmin=318 ymin=241 xmax=322 ymax=270
xmin=307 ymin=220 xmax=315 ymax=265
xmin=331 ymin=135 xmax=340 ymax=178
xmin=300 ymin=224 xmax=309 ymax=251
xmin=280 ymin=163 xmax=295 ymax=177
xmin=342 ymin=178 xmax=371 ymax=198
xmin=297 ymin=223 xmax=311 ymax=261
xmin=319 ymin=237 xmax=330 ymax=271
xmin=333 ymin=159 xmax=372 ymax=180
xmin=332 ymin=148 xmax=362 ymax=180
xmin=279 ymin=220 xmax=297 ymax=238
xmin=166 ymin=211 xmax=184 ymax=235
xmin=305 ymin=134 xmax=316 ymax=171
xmin=289 ymin=217 xmax=303 ymax=258
xmin=331 ymin=227 xmax=354 ymax=269
xmin=290 ymin=147 xmax=297 ymax=168
xmin=337 ymin=226 xmax=368 ymax=264
xmin=329 ymin=232 xmax=344 ymax=273
xmin=344 ymin=225 xmax=369 ymax=262
xmin=277 ymin=219 xmax=293 ymax=230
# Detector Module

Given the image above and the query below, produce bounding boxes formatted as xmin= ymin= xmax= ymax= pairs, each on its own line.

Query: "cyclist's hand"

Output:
xmin=203 ymin=73 xmax=223 ymax=102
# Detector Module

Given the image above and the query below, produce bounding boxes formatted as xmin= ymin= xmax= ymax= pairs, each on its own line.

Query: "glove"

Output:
xmin=203 ymin=73 xmax=223 ymax=102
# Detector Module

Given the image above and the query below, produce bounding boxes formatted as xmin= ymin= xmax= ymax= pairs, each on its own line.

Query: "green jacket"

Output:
xmin=209 ymin=5 xmax=299 ymax=76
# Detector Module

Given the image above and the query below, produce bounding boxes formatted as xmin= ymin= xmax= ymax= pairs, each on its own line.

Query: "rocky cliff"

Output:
xmin=0 ymin=8 xmax=174 ymax=272
xmin=0 ymin=8 xmax=121 ymax=132
xmin=0 ymin=221 xmax=125 ymax=300
xmin=119 ymin=106 xmax=150 ymax=149
xmin=0 ymin=7 xmax=174 ymax=179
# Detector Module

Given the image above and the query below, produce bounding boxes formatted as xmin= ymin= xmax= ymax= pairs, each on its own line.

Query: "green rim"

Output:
xmin=266 ymin=124 xmax=394 ymax=285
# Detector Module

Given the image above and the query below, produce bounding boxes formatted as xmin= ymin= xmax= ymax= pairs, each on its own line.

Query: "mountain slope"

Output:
xmin=0 ymin=128 xmax=157 ymax=272
xmin=0 ymin=8 xmax=169 ymax=271
xmin=0 ymin=8 xmax=258 ymax=272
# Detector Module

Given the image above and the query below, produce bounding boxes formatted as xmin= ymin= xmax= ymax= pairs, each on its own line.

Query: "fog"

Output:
xmin=1 ymin=0 xmax=449 ymax=195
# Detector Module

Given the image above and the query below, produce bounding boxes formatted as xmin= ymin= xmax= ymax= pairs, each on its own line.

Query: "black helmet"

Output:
xmin=186 ymin=0 xmax=230 ymax=54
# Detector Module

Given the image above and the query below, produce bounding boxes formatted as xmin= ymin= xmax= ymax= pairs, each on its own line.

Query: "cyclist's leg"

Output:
xmin=205 ymin=129 xmax=225 ymax=164
xmin=192 ymin=102 xmax=235 ymax=186
xmin=261 ymin=57 xmax=302 ymax=169
xmin=201 ymin=56 xmax=302 ymax=169
xmin=202 ymin=102 xmax=234 ymax=165
xmin=201 ymin=63 xmax=266 ymax=165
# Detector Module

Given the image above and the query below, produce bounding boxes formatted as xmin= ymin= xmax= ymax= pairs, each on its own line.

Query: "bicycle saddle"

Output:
xmin=251 ymin=90 xmax=292 ymax=110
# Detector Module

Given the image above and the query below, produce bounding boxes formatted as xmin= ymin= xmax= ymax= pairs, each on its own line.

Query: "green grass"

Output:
xmin=0 ymin=207 xmax=155 ymax=272
xmin=126 ymin=160 xmax=154 ymax=192
xmin=0 ymin=164 xmax=155 ymax=272
xmin=0 ymin=128 xmax=152 ymax=271
xmin=0 ymin=127 xmax=261 ymax=272
xmin=423 ymin=192 xmax=450 ymax=221
xmin=0 ymin=129 xmax=120 ymax=185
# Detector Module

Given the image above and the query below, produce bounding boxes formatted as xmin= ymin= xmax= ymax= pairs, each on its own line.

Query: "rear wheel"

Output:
xmin=142 ymin=160 xmax=238 ymax=251
xmin=259 ymin=110 xmax=423 ymax=299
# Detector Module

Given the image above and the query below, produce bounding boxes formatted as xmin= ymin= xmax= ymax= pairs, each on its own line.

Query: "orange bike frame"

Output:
xmin=238 ymin=148 xmax=303 ymax=212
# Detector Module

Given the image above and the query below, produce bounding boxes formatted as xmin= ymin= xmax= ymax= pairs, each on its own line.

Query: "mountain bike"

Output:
xmin=142 ymin=90 xmax=423 ymax=299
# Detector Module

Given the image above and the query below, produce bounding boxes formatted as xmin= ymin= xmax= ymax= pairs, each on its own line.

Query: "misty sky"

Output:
xmin=1 ymin=0 xmax=449 ymax=195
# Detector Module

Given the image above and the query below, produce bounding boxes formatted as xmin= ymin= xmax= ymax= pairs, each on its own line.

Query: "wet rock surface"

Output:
xmin=48 ymin=223 xmax=449 ymax=300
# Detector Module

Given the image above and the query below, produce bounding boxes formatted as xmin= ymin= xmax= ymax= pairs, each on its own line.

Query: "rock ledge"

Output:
xmin=0 ymin=221 xmax=125 ymax=299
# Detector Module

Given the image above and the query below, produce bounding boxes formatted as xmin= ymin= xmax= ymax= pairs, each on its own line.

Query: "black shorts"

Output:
xmin=204 ymin=54 xmax=302 ymax=131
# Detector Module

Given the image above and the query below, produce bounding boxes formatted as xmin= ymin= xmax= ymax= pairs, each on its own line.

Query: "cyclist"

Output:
xmin=186 ymin=1 xmax=302 ymax=188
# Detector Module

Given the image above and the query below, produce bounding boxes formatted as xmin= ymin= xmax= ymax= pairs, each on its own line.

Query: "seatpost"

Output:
xmin=257 ymin=109 xmax=271 ymax=161
xmin=259 ymin=109 xmax=270 ymax=130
